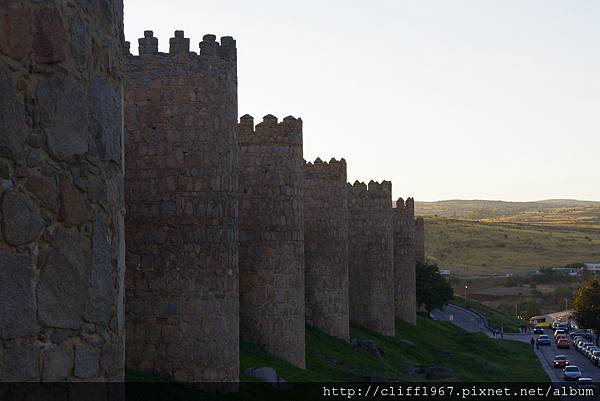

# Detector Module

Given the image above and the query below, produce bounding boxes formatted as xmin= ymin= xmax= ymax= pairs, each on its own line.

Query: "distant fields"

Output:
xmin=416 ymin=199 xmax=600 ymax=230
xmin=422 ymin=216 xmax=600 ymax=275
xmin=415 ymin=199 xmax=600 ymax=275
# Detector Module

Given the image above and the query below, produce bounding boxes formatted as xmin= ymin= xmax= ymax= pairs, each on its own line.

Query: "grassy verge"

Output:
xmin=240 ymin=316 xmax=546 ymax=382
xmin=126 ymin=317 xmax=548 ymax=399
xmin=452 ymin=295 xmax=528 ymax=333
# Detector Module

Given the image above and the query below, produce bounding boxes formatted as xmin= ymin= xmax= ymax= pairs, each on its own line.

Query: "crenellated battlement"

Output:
xmin=127 ymin=30 xmax=236 ymax=62
xmin=238 ymin=114 xmax=303 ymax=145
xmin=347 ymin=180 xmax=392 ymax=198
xmin=394 ymin=197 xmax=415 ymax=215
xmin=305 ymin=157 xmax=347 ymax=181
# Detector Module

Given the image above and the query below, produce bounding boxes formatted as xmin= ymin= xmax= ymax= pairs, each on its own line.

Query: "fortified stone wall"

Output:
xmin=238 ymin=114 xmax=306 ymax=368
xmin=415 ymin=217 xmax=425 ymax=264
xmin=304 ymin=158 xmax=349 ymax=341
xmin=347 ymin=181 xmax=395 ymax=336
xmin=124 ymin=31 xmax=239 ymax=382
xmin=0 ymin=0 xmax=125 ymax=381
xmin=393 ymin=198 xmax=417 ymax=325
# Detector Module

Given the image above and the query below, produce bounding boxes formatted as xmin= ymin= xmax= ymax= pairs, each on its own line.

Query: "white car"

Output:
xmin=564 ymin=366 xmax=582 ymax=381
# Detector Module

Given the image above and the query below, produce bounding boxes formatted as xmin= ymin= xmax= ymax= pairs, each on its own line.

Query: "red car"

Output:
xmin=553 ymin=355 xmax=570 ymax=368
xmin=557 ymin=338 xmax=570 ymax=349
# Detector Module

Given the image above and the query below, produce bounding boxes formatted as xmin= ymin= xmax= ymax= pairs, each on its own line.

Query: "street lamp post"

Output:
xmin=464 ymin=284 xmax=468 ymax=308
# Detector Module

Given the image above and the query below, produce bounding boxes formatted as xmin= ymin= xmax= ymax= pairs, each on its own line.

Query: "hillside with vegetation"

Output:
xmin=415 ymin=199 xmax=600 ymax=275
xmin=423 ymin=217 xmax=600 ymax=275
xmin=416 ymin=199 xmax=600 ymax=230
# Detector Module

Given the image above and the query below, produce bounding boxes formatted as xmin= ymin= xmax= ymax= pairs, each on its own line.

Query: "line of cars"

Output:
xmin=534 ymin=323 xmax=598 ymax=384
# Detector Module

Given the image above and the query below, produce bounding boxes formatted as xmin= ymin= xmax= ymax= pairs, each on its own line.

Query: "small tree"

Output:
xmin=573 ymin=278 xmax=600 ymax=345
xmin=416 ymin=262 xmax=454 ymax=317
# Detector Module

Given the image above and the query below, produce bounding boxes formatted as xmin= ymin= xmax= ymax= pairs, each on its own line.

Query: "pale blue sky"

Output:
xmin=124 ymin=0 xmax=600 ymax=202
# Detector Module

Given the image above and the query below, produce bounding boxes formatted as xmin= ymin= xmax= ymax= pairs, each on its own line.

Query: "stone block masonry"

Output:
xmin=415 ymin=217 xmax=425 ymax=264
xmin=124 ymin=31 xmax=239 ymax=382
xmin=304 ymin=158 xmax=349 ymax=341
xmin=393 ymin=198 xmax=417 ymax=325
xmin=348 ymin=181 xmax=395 ymax=336
xmin=238 ymin=114 xmax=306 ymax=368
xmin=0 ymin=0 xmax=125 ymax=381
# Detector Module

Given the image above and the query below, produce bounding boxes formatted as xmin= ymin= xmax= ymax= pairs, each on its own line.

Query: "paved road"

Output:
xmin=534 ymin=328 xmax=600 ymax=382
xmin=431 ymin=304 xmax=599 ymax=382
xmin=431 ymin=304 xmax=491 ymax=334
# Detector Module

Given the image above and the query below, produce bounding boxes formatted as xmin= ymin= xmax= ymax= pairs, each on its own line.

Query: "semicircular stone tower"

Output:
xmin=393 ymin=197 xmax=417 ymax=325
xmin=123 ymin=31 xmax=239 ymax=382
xmin=0 ymin=0 xmax=125 ymax=381
xmin=238 ymin=114 xmax=306 ymax=368
xmin=348 ymin=181 xmax=395 ymax=336
xmin=304 ymin=158 xmax=349 ymax=340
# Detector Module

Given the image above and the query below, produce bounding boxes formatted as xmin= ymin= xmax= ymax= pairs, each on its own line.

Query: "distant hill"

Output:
xmin=424 ymin=217 xmax=600 ymax=275
xmin=416 ymin=199 xmax=600 ymax=229
xmin=416 ymin=199 xmax=600 ymax=275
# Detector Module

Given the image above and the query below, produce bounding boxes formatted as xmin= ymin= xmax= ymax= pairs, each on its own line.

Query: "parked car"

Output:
xmin=582 ymin=344 xmax=596 ymax=357
xmin=586 ymin=347 xmax=600 ymax=360
xmin=571 ymin=329 xmax=590 ymax=339
xmin=590 ymin=350 xmax=600 ymax=366
xmin=533 ymin=326 xmax=544 ymax=335
xmin=563 ymin=366 xmax=582 ymax=381
xmin=537 ymin=335 xmax=552 ymax=346
xmin=557 ymin=338 xmax=570 ymax=349
xmin=579 ymin=342 xmax=594 ymax=354
xmin=553 ymin=355 xmax=570 ymax=368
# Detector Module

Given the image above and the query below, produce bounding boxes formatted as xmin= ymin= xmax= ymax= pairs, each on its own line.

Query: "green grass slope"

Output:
xmin=241 ymin=317 xmax=547 ymax=382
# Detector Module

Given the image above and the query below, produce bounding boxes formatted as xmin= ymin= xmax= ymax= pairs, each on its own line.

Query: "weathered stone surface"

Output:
xmin=101 ymin=341 xmax=123 ymax=379
xmin=90 ymin=78 xmax=121 ymax=162
xmin=0 ymin=0 xmax=125 ymax=381
xmin=25 ymin=175 xmax=58 ymax=212
xmin=3 ymin=341 xmax=40 ymax=381
xmin=42 ymin=344 xmax=73 ymax=381
xmin=253 ymin=367 xmax=277 ymax=384
xmin=348 ymin=181 xmax=395 ymax=337
xmin=70 ymin=16 xmax=89 ymax=66
xmin=2 ymin=190 xmax=44 ymax=245
xmin=393 ymin=198 xmax=417 ymax=325
xmin=0 ymin=253 xmax=37 ymax=339
xmin=36 ymin=77 xmax=88 ymax=160
xmin=32 ymin=6 xmax=66 ymax=64
xmin=415 ymin=217 xmax=425 ymax=264
xmin=0 ymin=70 xmax=27 ymax=157
xmin=58 ymin=174 xmax=89 ymax=224
xmin=239 ymin=115 xmax=306 ymax=368
xmin=350 ymin=338 xmax=384 ymax=359
xmin=304 ymin=158 xmax=349 ymax=341
xmin=0 ymin=0 xmax=32 ymax=61
xmin=74 ymin=345 xmax=100 ymax=379
xmin=85 ymin=212 xmax=112 ymax=323
xmin=124 ymin=31 xmax=239 ymax=382
xmin=38 ymin=228 xmax=90 ymax=329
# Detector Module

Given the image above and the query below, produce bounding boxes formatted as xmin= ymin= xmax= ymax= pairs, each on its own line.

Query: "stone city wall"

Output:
xmin=304 ymin=158 xmax=349 ymax=340
xmin=238 ymin=114 xmax=306 ymax=368
xmin=347 ymin=181 xmax=395 ymax=336
xmin=123 ymin=30 xmax=239 ymax=382
xmin=393 ymin=198 xmax=417 ymax=325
